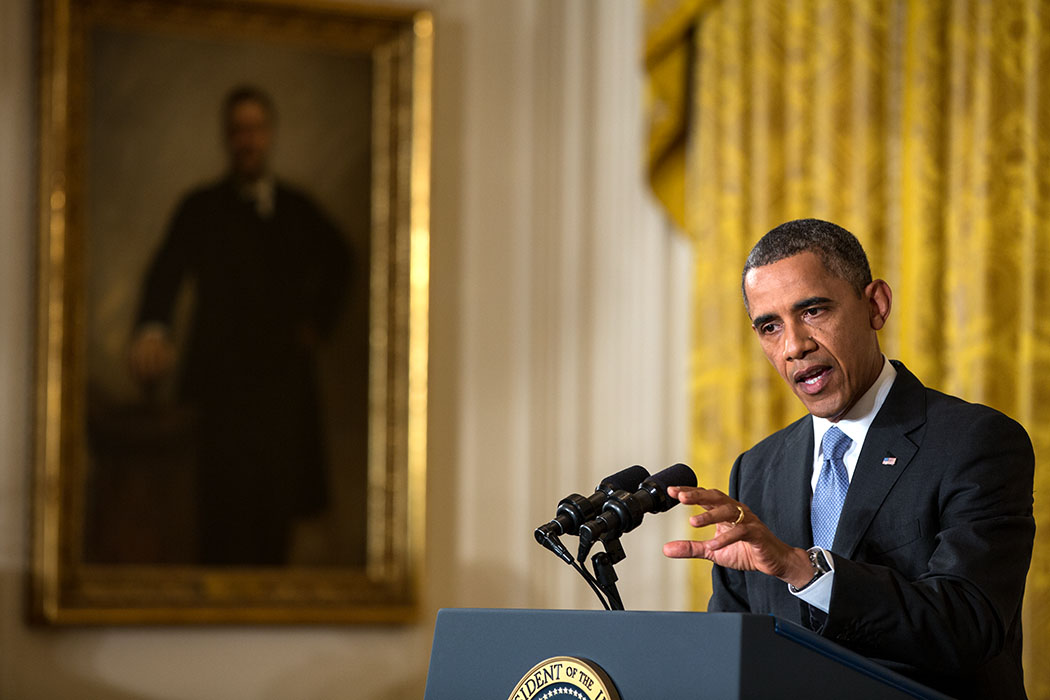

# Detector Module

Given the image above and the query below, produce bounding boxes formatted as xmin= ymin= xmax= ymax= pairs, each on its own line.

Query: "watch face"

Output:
xmin=810 ymin=548 xmax=831 ymax=573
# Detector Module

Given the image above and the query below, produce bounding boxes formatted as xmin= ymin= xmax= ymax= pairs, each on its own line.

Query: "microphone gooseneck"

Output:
xmin=533 ymin=462 xmax=696 ymax=611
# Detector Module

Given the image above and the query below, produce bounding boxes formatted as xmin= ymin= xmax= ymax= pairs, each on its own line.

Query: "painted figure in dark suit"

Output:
xmin=663 ymin=219 xmax=1035 ymax=699
xmin=129 ymin=86 xmax=350 ymax=565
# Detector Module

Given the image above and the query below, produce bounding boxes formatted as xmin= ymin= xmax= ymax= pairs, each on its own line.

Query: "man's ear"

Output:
xmin=866 ymin=279 xmax=892 ymax=331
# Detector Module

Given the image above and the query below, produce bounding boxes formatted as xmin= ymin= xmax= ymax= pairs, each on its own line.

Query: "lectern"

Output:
xmin=424 ymin=609 xmax=952 ymax=699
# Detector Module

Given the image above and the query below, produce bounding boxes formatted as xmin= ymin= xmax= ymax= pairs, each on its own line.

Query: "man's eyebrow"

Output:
xmin=792 ymin=296 xmax=834 ymax=311
xmin=751 ymin=312 xmax=777 ymax=328
xmin=751 ymin=297 xmax=835 ymax=328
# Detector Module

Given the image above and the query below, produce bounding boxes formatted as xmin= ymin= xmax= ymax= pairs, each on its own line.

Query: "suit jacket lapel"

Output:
xmin=771 ymin=416 xmax=816 ymax=549
xmin=832 ymin=361 xmax=927 ymax=557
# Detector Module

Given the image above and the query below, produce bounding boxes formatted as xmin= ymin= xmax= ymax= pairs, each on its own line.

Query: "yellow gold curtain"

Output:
xmin=644 ymin=1 xmax=1050 ymax=696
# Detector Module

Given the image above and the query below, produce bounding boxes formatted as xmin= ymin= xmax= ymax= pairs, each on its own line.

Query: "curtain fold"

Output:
xmin=644 ymin=1 xmax=1050 ymax=696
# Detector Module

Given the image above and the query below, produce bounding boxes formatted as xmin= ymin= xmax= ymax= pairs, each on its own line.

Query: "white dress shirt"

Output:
xmin=790 ymin=356 xmax=897 ymax=611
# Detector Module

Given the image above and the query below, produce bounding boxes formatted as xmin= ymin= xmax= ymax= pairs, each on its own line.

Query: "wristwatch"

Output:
xmin=790 ymin=547 xmax=833 ymax=593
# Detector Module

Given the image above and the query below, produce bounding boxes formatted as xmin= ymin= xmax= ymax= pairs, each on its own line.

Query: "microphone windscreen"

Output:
xmin=601 ymin=464 xmax=650 ymax=491
xmin=646 ymin=463 xmax=697 ymax=511
xmin=650 ymin=463 xmax=697 ymax=488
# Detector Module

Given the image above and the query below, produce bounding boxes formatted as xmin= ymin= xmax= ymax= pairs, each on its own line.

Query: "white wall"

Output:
xmin=0 ymin=1 xmax=693 ymax=698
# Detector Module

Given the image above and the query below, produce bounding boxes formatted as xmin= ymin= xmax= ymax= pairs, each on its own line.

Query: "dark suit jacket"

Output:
xmin=138 ymin=178 xmax=350 ymax=404
xmin=709 ymin=361 xmax=1035 ymax=699
xmin=135 ymin=177 xmax=351 ymax=562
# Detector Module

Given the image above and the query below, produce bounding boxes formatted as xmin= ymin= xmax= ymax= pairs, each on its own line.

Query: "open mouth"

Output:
xmin=794 ymin=366 xmax=831 ymax=394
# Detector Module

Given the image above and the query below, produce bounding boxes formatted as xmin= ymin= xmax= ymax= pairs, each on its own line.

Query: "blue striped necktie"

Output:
xmin=811 ymin=426 xmax=852 ymax=550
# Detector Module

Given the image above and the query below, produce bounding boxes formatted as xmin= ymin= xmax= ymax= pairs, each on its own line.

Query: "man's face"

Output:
xmin=225 ymin=99 xmax=273 ymax=181
xmin=743 ymin=251 xmax=890 ymax=421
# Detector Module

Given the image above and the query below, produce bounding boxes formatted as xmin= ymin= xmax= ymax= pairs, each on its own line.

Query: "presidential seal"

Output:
xmin=507 ymin=656 xmax=620 ymax=700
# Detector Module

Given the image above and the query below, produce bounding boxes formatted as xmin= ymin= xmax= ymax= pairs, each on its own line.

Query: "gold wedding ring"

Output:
xmin=732 ymin=505 xmax=745 ymax=526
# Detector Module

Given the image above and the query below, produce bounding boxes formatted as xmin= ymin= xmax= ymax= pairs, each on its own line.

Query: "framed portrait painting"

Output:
xmin=32 ymin=0 xmax=430 ymax=623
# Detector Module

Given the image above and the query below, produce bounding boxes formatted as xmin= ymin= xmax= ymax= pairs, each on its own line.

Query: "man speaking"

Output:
xmin=664 ymin=219 xmax=1035 ymax=699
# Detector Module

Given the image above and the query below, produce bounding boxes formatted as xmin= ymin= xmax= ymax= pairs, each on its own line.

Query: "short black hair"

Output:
xmin=222 ymin=84 xmax=276 ymax=126
xmin=741 ymin=219 xmax=872 ymax=311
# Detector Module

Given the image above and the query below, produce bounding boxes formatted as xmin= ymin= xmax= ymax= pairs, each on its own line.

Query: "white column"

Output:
xmin=453 ymin=0 xmax=694 ymax=613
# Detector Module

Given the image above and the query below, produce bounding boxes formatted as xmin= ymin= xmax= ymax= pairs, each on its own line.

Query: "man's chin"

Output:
xmin=794 ymin=392 xmax=845 ymax=421
xmin=233 ymin=160 xmax=267 ymax=180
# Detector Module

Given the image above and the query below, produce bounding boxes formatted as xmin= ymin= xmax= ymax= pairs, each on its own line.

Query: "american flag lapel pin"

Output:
xmin=882 ymin=456 xmax=897 ymax=465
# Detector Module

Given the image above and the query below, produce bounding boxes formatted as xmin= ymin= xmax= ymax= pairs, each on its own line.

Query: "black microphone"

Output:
xmin=534 ymin=465 xmax=650 ymax=564
xmin=535 ymin=465 xmax=650 ymax=540
xmin=577 ymin=463 xmax=697 ymax=561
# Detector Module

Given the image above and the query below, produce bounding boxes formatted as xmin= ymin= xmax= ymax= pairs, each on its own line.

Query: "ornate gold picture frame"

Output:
xmin=32 ymin=0 xmax=430 ymax=624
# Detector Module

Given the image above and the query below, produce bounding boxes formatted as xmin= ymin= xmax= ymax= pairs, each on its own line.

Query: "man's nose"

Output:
xmin=784 ymin=322 xmax=816 ymax=361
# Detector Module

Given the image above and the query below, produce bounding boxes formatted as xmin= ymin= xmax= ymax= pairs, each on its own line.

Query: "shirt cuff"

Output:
xmin=787 ymin=548 xmax=835 ymax=613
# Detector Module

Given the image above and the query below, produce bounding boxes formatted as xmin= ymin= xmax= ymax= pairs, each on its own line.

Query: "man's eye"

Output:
xmin=760 ymin=323 xmax=778 ymax=334
xmin=802 ymin=307 xmax=825 ymax=319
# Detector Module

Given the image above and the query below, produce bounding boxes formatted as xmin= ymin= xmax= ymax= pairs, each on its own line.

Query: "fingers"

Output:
xmin=703 ymin=520 xmax=750 ymax=550
xmin=664 ymin=520 xmax=754 ymax=561
xmin=663 ymin=540 xmax=709 ymax=559
xmin=667 ymin=485 xmax=728 ymax=507
xmin=690 ymin=502 xmax=746 ymax=529
xmin=664 ymin=486 xmax=798 ymax=577
xmin=664 ymin=519 xmax=750 ymax=558
xmin=666 ymin=485 xmax=746 ymax=528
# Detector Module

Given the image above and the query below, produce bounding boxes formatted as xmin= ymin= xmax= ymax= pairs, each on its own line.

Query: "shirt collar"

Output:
xmin=812 ymin=356 xmax=897 ymax=455
xmin=238 ymin=176 xmax=276 ymax=218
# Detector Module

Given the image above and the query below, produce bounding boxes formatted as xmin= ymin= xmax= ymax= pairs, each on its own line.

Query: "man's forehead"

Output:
xmin=746 ymin=258 xmax=814 ymax=293
xmin=744 ymin=254 xmax=850 ymax=318
xmin=230 ymin=104 xmax=268 ymax=119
